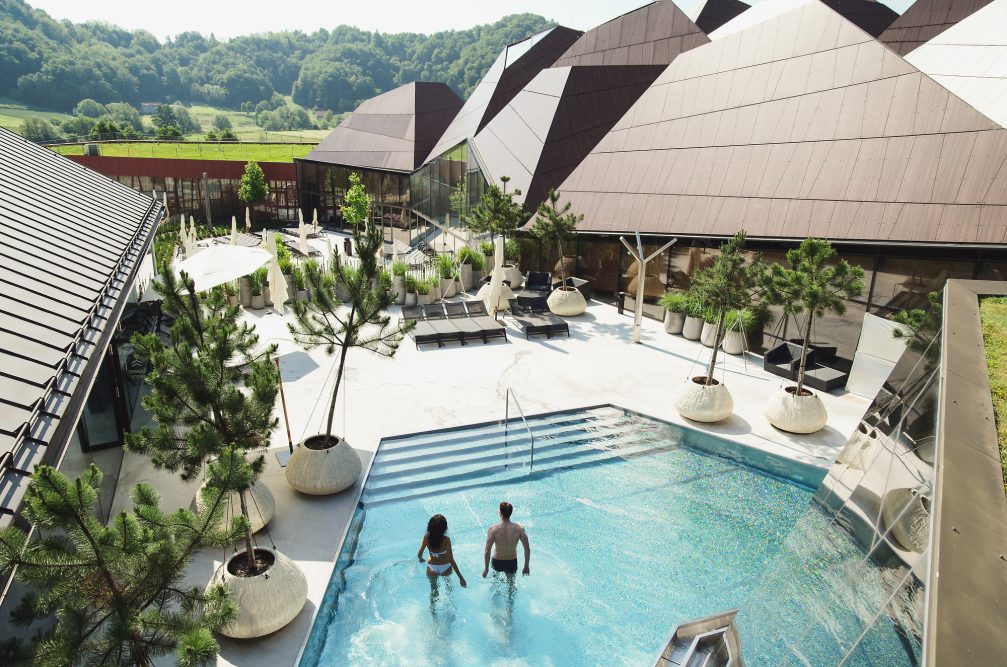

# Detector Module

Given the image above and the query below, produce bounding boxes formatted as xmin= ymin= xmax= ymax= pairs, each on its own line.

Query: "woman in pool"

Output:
xmin=418 ymin=514 xmax=467 ymax=587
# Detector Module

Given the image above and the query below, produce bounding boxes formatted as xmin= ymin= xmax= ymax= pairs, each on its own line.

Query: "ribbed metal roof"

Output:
xmin=0 ymin=127 xmax=162 ymax=525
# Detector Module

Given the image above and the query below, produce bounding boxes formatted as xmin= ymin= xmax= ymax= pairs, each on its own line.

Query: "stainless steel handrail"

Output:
xmin=504 ymin=389 xmax=535 ymax=472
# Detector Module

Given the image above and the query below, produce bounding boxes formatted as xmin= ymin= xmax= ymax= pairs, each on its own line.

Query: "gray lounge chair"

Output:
xmin=401 ymin=305 xmax=443 ymax=349
xmin=509 ymin=300 xmax=570 ymax=339
xmin=421 ymin=304 xmax=466 ymax=346
xmin=446 ymin=301 xmax=508 ymax=344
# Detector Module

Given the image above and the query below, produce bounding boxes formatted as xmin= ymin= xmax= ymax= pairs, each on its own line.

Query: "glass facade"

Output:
xmin=409 ymin=142 xmax=487 ymax=227
xmin=298 ymin=159 xmax=410 ymax=228
xmin=112 ymin=173 xmax=299 ymax=227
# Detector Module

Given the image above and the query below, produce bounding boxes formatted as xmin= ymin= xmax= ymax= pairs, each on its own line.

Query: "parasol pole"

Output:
xmin=275 ymin=357 xmax=294 ymax=454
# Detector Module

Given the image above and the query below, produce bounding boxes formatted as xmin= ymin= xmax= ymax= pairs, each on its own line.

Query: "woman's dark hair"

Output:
xmin=426 ymin=514 xmax=448 ymax=551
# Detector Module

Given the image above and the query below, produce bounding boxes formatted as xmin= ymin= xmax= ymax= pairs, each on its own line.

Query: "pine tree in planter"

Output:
xmin=287 ymin=173 xmax=412 ymax=495
xmin=0 ymin=464 xmax=239 ymax=666
xmin=762 ymin=238 xmax=864 ymax=433
xmin=126 ymin=269 xmax=307 ymax=639
xmin=674 ymin=231 xmax=763 ymax=423
xmin=530 ymin=189 xmax=586 ymax=316
xmin=463 ymin=175 xmax=527 ymax=288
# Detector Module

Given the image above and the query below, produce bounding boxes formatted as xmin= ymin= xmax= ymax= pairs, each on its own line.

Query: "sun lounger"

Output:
xmin=445 ymin=301 xmax=508 ymax=344
xmin=509 ymin=300 xmax=570 ymax=340
xmin=421 ymin=304 xmax=467 ymax=346
xmin=401 ymin=305 xmax=444 ymax=348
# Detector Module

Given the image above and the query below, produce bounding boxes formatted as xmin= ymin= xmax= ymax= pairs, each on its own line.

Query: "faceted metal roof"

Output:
xmin=709 ymin=0 xmax=898 ymax=39
xmin=0 ymin=127 xmax=161 ymax=524
xmin=472 ymin=64 xmax=665 ymax=213
xmin=552 ymin=0 xmax=709 ymax=67
xmin=304 ymin=82 xmax=463 ymax=173
xmin=688 ymin=0 xmax=753 ymax=33
xmin=422 ymin=26 xmax=583 ymax=165
xmin=879 ymin=0 xmax=994 ymax=56
xmin=905 ymin=0 xmax=1007 ymax=129
xmin=555 ymin=0 xmax=1007 ymax=245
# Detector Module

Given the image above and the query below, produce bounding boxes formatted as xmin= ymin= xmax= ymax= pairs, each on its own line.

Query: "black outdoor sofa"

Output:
xmin=763 ymin=341 xmax=849 ymax=393
xmin=509 ymin=299 xmax=570 ymax=340
xmin=516 ymin=271 xmax=552 ymax=310
xmin=401 ymin=302 xmax=507 ymax=348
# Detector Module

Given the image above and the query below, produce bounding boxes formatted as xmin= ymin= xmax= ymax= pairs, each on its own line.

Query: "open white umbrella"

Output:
xmin=230 ymin=216 xmax=238 ymax=246
xmin=174 ymin=244 xmax=271 ymax=292
xmin=266 ymin=231 xmax=288 ymax=314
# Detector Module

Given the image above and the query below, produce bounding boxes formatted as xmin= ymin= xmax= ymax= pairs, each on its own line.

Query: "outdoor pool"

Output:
xmin=299 ymin=407 xmax=918 ymax=666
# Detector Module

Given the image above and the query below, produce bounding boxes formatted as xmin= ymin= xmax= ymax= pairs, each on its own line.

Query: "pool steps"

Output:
xmin=363 ymin=407 xmax=680 ymax=505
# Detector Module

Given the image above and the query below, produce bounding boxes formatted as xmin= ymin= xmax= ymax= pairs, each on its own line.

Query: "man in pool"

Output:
xmin=482 ymin=501 xmax=530 ymax=577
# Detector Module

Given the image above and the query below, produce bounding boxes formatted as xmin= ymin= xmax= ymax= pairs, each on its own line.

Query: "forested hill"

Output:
xmin=0 ymin=0 xmax=555 ymax=112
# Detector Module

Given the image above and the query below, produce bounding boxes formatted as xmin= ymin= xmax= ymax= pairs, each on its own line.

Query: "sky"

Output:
xmin=26 ymin=0 xmax=913 ymax=42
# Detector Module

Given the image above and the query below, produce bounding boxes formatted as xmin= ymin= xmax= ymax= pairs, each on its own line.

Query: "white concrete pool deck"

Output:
xmin=112 ymin=298 xmax=870 ymax=667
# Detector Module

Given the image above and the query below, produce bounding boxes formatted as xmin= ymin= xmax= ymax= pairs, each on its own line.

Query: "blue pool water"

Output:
xmin=300 ymin=407 xmax=918 ymax=666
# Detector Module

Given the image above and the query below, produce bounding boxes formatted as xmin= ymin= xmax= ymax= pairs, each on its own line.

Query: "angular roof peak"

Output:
xmin=304 ymin=82 xmax=463 ymax=173
xmin=688 ymin=0 xmax=752 ymax=34
xmin=422 ymin=26 xmax=583 ymax=165
xmin=880 ymin=0 xmax=994 ymax=55
xmin=710 ymin=0 xmax=898 ymax=39
xmin=554 ymin=0 xmax=1007 ymax=245
xmin=553 ymin=0 xmax=709 ymax=67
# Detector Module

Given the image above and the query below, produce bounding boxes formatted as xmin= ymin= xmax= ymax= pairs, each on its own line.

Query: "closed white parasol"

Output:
xmin=174 ymin=244 xmax=270 ymax=292
xmin=483 ymin=236 xmax=514 ymax=316
xmin=230 ymin=215 xmax=238 ymax=246
xmin=266 ymin=231 xmax=289 ymax=314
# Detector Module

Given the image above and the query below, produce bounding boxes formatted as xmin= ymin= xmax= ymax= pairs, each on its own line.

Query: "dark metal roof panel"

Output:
xmin=554 ymin=1 xmax=710 ymax=67
xmin=554 ymin=0 xmax=1007 ymax=245
xmin=880 ymin=0 xmax=993 ymax=55
xmin=0 ymin=126 xmax=161 ymax=526
xmin=304 ymin=82 xmax=463 ymax=172
xmin=692 ymin=0 xmax=752 ymax=33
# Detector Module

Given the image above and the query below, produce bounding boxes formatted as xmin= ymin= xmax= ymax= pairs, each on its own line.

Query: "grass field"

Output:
xmin=981 ymin=296 xmax=1007 ymax=497
xmin=51 ymin=141 xmax=313 ymax=162
xmin=0 ymin=98 xmax=329 ymax=144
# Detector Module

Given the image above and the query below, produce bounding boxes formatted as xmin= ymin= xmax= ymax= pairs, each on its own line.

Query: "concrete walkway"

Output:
xmin=111 ymin=299 xmax=870 ymax=666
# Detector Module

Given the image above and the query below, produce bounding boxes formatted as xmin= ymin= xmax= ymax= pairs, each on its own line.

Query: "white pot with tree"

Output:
xmin=762 ymin=238 xmax=865 ymax=434
xmin=674 ymin=232 xmax=762 ymax=423
xmin=532 ymin=189 xmax=586 ymax=317
xmin=288 ymin=173 xmax=411 ymax=495
xmin=722 ymin=308 xmax=754 ymax=355
xmin=391 ymin=261 xmax=407 ymax=305
xmin=127 ymin=269 xmax=307 ymax=639
xmin=462 ymin=174 xmax=527 ymax=290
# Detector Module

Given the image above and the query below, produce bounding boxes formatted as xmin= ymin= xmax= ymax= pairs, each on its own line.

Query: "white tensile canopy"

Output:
xmin=174 ymin=244 xmax=271 ymax=292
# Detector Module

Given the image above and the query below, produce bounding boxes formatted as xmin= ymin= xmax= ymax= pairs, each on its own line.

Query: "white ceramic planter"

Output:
xmin=295 ymin=289 xmax=308 ymax=301
xmin=263 ymin=284 xmax=272 ymax=307
xmin=417 ymin=292 xmax=432 ymax=305
xmin=674 ymin=377 xmax=733 ymax=423
xmin=682 ymin=316 xmax=704 ymax=340
xmin=285 ymin=435 xmax=362 ymax=495
xmin=459 ymin=263 xmax=473 ymax=291
xmin=404 ymin=292 xmax=417 ymax=306
xmin=547 ymin=286 xmax=587 ymax=317
xmin=392 ymin=276 xmax=406 ymax=305
xmin=440 ymin=278 xmax=456 ymax=298
xmin=880 ymin=488 xmax=929 ymax=553
xmin=209 ymin=547 xmax=307 ymax=638
xmin=664 ymin=311 xmax=685 ymax=334
xmin=502 ymin=264 xmax=523 ymax=289
xmin=764 ymin=387 xmax=828 ymax=434
xmin=250 ymin=294 xmax=265 ymax=310
xmin=227 ymin=294 xmax=239 ymax=307
xmin=700 ymin=321 xmax=718 ymax=347
xmin=197 ymin=481 xmax=274 ymax=534
xmin=238 ymin=277 xmax=252 ymax=307
xmin=722 ymin=330 xmax=745 ymax=355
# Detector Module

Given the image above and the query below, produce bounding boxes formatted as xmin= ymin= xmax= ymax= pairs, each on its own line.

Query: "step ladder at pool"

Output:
xmin=653 ymin=609 xmax=743 ymax=667
xmin=362 ymin=407 xmax=681 ymax=506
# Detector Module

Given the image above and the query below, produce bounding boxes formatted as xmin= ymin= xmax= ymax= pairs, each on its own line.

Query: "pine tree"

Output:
xmin=288 ymin=172 xmax=411 ymax=446
xmin=462 ymin=175 xmax=526 ymax=244
xmin=530 ymin=189 xmax=582 ymax=284
xmin=689 ymin=231 xmax=764 ymax=385
xmin=125 ymin=270 xmax=280 ymax=575
xmin=0 ymin=464 xmax=240 ymax=667
xmin=762 ymin=238 xmax=865 ymax=395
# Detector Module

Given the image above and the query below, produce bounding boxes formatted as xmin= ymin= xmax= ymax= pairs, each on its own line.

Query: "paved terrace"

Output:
xmin=111 ymin=298 xmax=870 ymax=666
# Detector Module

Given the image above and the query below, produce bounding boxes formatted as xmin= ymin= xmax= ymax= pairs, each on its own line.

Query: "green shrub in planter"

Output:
xmin=292 ymin=266 xmax=306 ymax=292
xmin=659 ymin=292 xmax=689 ymax=313
xmin=725 ymin=308 xmax=756 ymax=332
xmin=279 ymin=256 xmax=293 ymax=276
xmin=392 ymin=261 xmax=408 ymax=277
xmin=480 ymin=242 xmax=493 ymax=256
xmin=504 ymin=239 xmax=520 ymax=262
xmin=436 ymin=254 xmax=455 ymax=280
xmin=468 ymin=250 xmax=485 ymax=271
xmin=416 ymin=279 xmax=432 ymax=296
xmin=405 ymin=275 xmax=419 ymax=293
xmin=457 ymin=247 xmax=475 ymax=264
xmin=250 ymin=267 xmax=267 ymax=296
